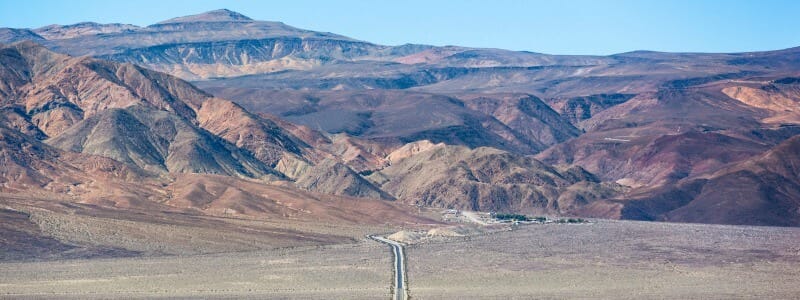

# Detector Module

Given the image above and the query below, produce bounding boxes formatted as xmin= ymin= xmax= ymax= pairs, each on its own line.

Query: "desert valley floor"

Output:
xmin=1 ymin=220 xmax=799 ymax=299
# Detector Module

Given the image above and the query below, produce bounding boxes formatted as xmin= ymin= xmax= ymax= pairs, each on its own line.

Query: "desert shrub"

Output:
xmin=494 ymin=213 xmax=529 ymax=221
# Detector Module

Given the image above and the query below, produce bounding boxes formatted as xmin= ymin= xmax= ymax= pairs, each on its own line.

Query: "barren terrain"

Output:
xmin=0 ymin=241 xmax=392 ymax=299
xmin=2 ymin=220 xmax=798 ymax=299
xmin=407 ymin=220 xmax=800 ymax=299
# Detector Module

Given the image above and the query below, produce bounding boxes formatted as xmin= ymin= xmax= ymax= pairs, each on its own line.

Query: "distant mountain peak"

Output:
xmin=156 ymin=9 xmax=253 ymax=24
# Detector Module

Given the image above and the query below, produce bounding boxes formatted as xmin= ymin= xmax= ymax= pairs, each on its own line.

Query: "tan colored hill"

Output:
xmin=163 ymin=173 xmax=419 ymax=224
xmin=259 ymin=114 xmax=392 ymax=172
xmin=458 ymin=93 xmax=581 ymax=149
xmin=0 ymin=121 xmax=151 ymax=196
xmin=294 ymin=159 xmax=394 ymax=200
xmin=1 ymin=41 xmax=209 ymax=138
xmin=0 ymin=121 xmax=155 ymax=212
xmin=369 ymin=142 xmax=619 ymax=214
xmin=386 ymin=140 xmax=442 ymax=164
xmin=196 ymin=98 xmax=397 ymax=199
xmin=2 ymin=42 xmax=405 ymax=201
xmin=197 ymin=98 xmax=307 ymax=166
xmin=0 ymin=119 xmax=435 ymax=260
xmin=722 ymin=79 xmax=800 ymax=124
xmin=46 ymin=105 xmax=276 ymax=178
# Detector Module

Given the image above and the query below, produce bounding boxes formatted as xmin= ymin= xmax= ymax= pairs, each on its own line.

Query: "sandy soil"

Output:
xmin=0 ymin=241 xmax=392 ymax=299
xmin=1 ymin=220 xmax=799 ymax=299
xmin=406 ymin=220 xmax=800 ymax=299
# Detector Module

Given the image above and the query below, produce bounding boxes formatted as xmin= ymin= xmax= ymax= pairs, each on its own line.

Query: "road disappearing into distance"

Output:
xmin=369 ymin=235 xmax=408 ymax=300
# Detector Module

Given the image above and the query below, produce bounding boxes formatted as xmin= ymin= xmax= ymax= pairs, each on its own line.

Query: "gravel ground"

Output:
xmin=1 ymin=220 xmax=799 ymax=299
xmin=406 ymin=220 xmax=800 ymax=299
xmin=0 ymin=241 xmax=392 ymax=299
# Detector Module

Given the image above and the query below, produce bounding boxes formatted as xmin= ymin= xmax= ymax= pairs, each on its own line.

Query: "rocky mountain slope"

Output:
xmin=2 ymin=10 xmax=800 ymax=227
xmin=0 ymin=41 xmax=209 ymax=136
xmin=578 ymin=135 xmax=800 ymax=226
xmin=196 ymin=97 xmax=308 ymax=166
xmin=368 ymin=141 xmax=619 ymax=214
xmin=0 ymin=40 xmax=618 ymax=220
xmin=0 ymin=42 xmax=395 ymax=197
xmin=0 ymin=43 xmax=437 ymax=260
xmin=662 ymin=135 xmax=800 ymax=226
xmin=47 ymin=105 xmax=276 ymax=177
xmin=197 ymin=88 xmax=577 ymax=154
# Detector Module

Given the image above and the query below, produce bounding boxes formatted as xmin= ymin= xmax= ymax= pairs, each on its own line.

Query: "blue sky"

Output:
xmin=1 ymin=0 xmax=799 ymax=55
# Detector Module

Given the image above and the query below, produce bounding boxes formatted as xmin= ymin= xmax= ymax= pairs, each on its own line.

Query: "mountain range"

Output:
xmin=1 ymin=9 xmax=799 ymax=228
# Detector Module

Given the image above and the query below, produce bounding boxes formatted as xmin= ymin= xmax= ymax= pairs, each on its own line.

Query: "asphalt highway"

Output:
xmin=369 ymin=235 xmax=407 ymax=300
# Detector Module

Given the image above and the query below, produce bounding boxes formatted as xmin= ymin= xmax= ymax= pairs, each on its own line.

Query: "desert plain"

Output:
xmin=2 ymin=218 xmax=799 ymax=299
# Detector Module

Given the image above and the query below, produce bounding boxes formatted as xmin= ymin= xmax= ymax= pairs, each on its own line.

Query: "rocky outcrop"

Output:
xmin=295 ymin=159 xmax=394 ymax=200
xmin=369 ymin=143 xmax=616 ymax=214
xmin=550 ymin=93 xmax=636 ymax=125
xmin=722 ymin=83 xmax=800 ymax=124
xmin=600 ymin=135 xmax=800 ymax=226
xmin=663 ymin=135 xmax=800 ymax=226
xmin=46 ymin=105 xmax=277 ymax=178
xmin=197 ymin=98 xmax=307 ymax=166
xmin=0 ymin=121 xmax=151 ymax=195
xmin=0 ymin=42 xmax=210 ymax=137
xmin=203 ymin=88 xmax=555 ymax=154
xmin=460 ymin=93 xmax=582 ymax=150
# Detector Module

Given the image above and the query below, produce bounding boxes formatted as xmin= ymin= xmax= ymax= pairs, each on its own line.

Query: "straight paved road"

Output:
xmin=369 ymin=235 xmax=407 ymax=300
